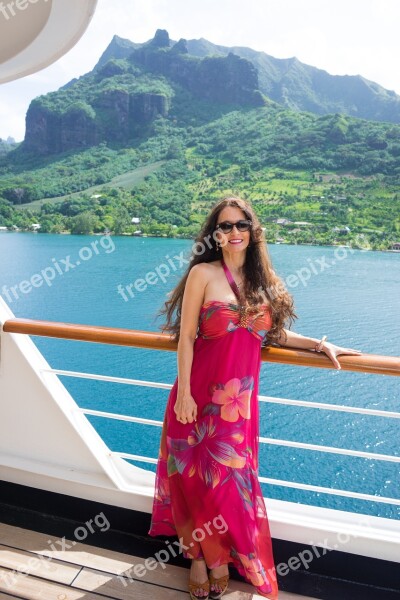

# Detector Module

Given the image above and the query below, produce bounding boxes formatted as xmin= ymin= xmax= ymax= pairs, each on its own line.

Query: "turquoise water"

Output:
xmin=0 ymin=232 xmax=399 ymax=519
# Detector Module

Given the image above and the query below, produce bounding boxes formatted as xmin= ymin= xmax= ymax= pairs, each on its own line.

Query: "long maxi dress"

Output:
xmin=148 ymin=258 xmax=279 ymax=599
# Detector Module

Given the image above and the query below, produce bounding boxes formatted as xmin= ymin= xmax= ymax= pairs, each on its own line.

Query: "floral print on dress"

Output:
xmin=221 ymin=461 xmax=255 ymax=515
xmin=211 ymin=375 xmax=253 ymax=421
xmin=167 ymin=416 xmax=247 ymax=489
xmin=198 ymin=301 xmax=272 ymax=341
xmin=154 ymin=473 xmax=171 ymax=507
xmin=239 ymin=554 xmax=268 ymax=587
xmin=231 ymin=546 xmax=273 ymax=591
xmin=148 ymin=301 xmax=278 ymax=599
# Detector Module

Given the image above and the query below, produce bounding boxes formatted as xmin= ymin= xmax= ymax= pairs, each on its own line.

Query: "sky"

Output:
xmin=1 ymin=0 xmax=400 ymax=141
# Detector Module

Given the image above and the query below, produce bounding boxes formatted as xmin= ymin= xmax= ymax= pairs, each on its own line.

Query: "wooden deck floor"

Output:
xmin=0 ymin=522 xmax=319 ymax=600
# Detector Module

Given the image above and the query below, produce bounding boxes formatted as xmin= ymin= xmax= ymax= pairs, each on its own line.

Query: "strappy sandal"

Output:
xmin=188 ymin=577 xmax=210 ymax=599
xmin=209 ymin=572 xmax=229 ymax=599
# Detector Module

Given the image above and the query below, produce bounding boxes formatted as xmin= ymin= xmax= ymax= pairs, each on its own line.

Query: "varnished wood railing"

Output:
xmin=2 ymin=318 xmax=400 ymax=376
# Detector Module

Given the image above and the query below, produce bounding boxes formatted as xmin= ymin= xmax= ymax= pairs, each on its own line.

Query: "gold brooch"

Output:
xmin=238 ymin=305 xmax=263 ymax=327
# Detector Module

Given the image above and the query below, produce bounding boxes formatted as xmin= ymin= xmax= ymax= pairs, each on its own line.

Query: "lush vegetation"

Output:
xmin=32 ymin=61 xmax=174 ymax=117
xmin=95 ymin=32 xmax=400 ymax=124
xmin=0 ymin=60 xmax=399 ymax=250
xmin=0 ymin=138 xmax=18 ymax=156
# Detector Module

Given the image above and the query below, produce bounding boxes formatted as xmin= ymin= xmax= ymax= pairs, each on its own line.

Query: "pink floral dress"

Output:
xmin=148 ymin=258 xmax=279 ymax=599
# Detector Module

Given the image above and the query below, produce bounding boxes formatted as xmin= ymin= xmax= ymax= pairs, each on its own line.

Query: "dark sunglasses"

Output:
xmin=216 ymin=219 xmax=252 ymax=233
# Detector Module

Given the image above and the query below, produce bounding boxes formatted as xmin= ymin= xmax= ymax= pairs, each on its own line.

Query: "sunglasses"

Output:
xmin=216 ymin=219 xmax=252 ymax=233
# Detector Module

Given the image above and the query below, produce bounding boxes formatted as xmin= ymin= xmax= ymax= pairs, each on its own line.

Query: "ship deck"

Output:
xmin=0 ymin=522 xmax=317 ymax=600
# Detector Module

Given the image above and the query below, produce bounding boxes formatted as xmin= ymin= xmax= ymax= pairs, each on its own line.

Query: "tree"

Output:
xmin=71 ymin=212 xmax=95 ymax=235
xmin=113 ymin=206 xmax=131 ymax=235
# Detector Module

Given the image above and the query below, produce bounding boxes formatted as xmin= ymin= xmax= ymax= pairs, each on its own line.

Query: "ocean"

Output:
xmin=0 ymin=232 xmax=399 ymax=519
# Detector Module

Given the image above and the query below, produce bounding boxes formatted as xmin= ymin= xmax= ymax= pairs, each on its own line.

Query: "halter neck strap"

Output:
xmin=220 ymin=255 xmax=242 ymax=303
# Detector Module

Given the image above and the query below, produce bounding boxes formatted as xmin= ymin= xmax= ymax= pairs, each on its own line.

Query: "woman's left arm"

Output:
xmin=277 ymin=329 xmax=363 ymax=370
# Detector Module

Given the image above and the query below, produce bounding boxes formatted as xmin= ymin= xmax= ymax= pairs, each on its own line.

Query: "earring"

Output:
xmin=216 ymin=242 xmax=220 ymax=252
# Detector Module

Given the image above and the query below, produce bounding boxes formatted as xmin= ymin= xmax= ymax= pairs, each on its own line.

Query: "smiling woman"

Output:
xmin=0 ymin=0 xmax=98 ymax=83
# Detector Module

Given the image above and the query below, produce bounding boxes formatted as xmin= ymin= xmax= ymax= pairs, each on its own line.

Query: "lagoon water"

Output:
xmin=0 ymin=232 xmax=399 ymax=519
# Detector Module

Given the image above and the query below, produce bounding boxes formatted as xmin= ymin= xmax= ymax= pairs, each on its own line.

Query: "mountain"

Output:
xmin=23 ymin=30 xmax=265 ymax=156
xmin=20 ymin=28 xmax=400 ymax=157
xmin=0 ymin=136 xmax=18 ymax=156
xmin=1 ymin=30 xmax=399 ymax=249
xmin=184 ymin=39 xmax=400 ymax=123
xmin=95 ymin=31 xmax=400 ymax=124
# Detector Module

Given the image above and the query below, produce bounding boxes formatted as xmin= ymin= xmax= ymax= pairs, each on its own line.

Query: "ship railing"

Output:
xmin=3 ymin=317 xmax=400 ymax=506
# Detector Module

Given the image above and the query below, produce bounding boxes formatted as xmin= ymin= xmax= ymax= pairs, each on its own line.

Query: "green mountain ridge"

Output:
xmin=0 ymin=30 xmax=399 ymax=250
xmin=96 ymin=30 xmax=400 ymax=124
xmin=11 ymin=28 xmax=400 ymax=160
xmin=20 ymin=30 xmax=265 ymax=157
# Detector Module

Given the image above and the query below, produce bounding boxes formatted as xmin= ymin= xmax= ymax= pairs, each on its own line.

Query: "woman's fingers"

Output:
xmin=176 ymin=397 xmax=198 ymax=423
xmin=331 ymin=356 xmax=341 ymax=369
xmin=326 ymin=345 xmax=364 ymax=369
xmin=337 ymin=348 xmax=363 ymax=355
xmin=174 ymin=409 xmax=197 ymax=424
xmin=324 ymin=347 xmax=341 ymax=369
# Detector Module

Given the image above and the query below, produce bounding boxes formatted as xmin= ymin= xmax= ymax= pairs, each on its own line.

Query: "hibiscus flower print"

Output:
xmin=167 ymin=416 xmax=246 ymax=489
xmin=154 ymin=473 xmax=171 ymax=507
xmin=221 ymin=461 xmax=255 ymax=516
xmin=211 ymin=376 xmax=254 ymax=422
xmin=230 ymin=547 xmax=272 ymax=590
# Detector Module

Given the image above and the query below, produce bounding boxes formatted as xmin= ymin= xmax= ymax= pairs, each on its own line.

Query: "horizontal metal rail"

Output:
xmin=41 ymin=368 xmax=400 ymax=419
xmin=3 ymin=317 xmax=400 ymax=375
xmin=2 ymin=320 xmax=398 ymax=507
xmin=258 ymin=436 xmax=399 ymax=462
xmin=80 ymin=407 xmax=163 ymax=427
xmin=40 ymin=368 xmax=173 ymax=389
xmin=79 ymin=407 xmax=398 ymax=462
xmin=112 ymin=451 xmax=400 ymax=506
xmin=258 ymin=395 xmax=400 ymax=418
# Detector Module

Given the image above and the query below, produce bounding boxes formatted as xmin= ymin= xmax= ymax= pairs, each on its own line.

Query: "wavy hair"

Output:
xmin=156 ymin=196 xmax=297 ymax=346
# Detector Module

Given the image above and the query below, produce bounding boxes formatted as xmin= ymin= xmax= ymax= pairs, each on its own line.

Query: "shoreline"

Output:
xmin=0 ymin=230 xmax=399 ymax=252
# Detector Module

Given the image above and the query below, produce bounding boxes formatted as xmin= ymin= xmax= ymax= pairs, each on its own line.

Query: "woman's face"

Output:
xmin=215 ymin=206 xmax=252 ymax=254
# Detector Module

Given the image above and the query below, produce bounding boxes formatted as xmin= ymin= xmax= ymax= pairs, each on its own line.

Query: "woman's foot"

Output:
xmin=189 ymin=558 xmax=209 ymax=598
xmin=209 ymin=563 xmax=229 ymax=598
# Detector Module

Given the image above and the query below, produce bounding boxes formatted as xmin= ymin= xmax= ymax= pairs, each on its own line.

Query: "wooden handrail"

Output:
xmin=2 ymin=317 xmax=400 ymax=376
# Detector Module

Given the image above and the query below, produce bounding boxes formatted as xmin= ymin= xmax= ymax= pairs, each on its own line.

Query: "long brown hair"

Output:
xmin=156 ymin=196 xmax=297 ymax=346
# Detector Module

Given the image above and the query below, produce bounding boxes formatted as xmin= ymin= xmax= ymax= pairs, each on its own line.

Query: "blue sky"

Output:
xmin=1 ymin=0 xmax=400 ymax=141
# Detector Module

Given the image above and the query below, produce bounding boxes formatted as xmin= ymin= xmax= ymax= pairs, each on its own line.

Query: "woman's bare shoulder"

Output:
xmin=188 ymin=262 xmax=217 ymax=286
xmin=189 ymin=262 xmax=222 ymax=294
xmin=200 ymin=260 xmax=222 ymax=272
xmin=192 ymin=261 xmax=221 ymax=274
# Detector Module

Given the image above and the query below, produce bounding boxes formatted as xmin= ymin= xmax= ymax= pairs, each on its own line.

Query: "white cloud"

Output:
xmin=1 ymin=0 xmax=400 ymax=140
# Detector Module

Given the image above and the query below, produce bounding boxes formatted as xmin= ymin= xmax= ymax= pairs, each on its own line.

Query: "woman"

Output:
xmin=148 ymin=197 xmax=362 ymax=599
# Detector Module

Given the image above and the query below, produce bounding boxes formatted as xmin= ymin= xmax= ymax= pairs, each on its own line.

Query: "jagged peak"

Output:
xmin=150 ymin=29 xmax=170 ymax=48
xmin=171 ymin=38 xmax=188 ymax=54
xmin=108 ymin=34 xmax=136 ymax=48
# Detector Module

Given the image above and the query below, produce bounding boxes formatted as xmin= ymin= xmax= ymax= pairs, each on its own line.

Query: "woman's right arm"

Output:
xmin=174 ymin=264 xmax=209 ymax=424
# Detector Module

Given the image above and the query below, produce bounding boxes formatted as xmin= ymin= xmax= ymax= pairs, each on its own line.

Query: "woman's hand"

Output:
xmin=174 ymin=390 xmax=198 ymax=424
xmin=320 ymin=342 xmax=363 ymax=370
